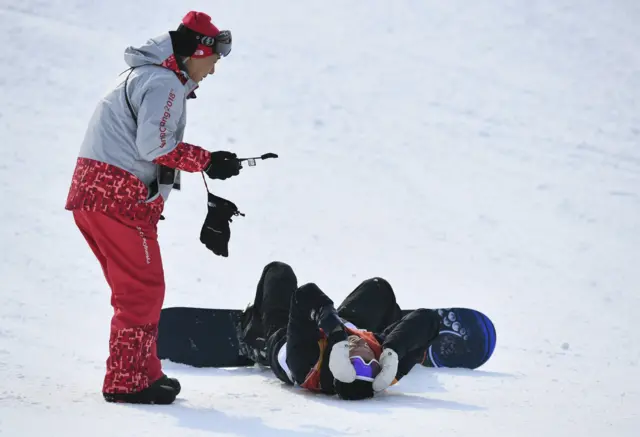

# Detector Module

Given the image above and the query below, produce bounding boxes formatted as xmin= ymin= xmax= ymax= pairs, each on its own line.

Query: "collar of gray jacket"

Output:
xmin=123 ymin=32 xmax=199 ymax=96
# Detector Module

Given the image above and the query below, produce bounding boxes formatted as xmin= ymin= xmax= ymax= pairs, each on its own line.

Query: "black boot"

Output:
xmin=238 ymin=303 xmax=271 ymax=366
xmin=155 ymin=374 xmax=181 ymax=395
xmin=103 ymin=377 xmax=178 ymax=405
xmin=239 ymin=303 xmax=263 ymax=350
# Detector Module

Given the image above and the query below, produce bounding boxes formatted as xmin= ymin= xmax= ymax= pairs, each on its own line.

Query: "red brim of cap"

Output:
xmin=191 ymin=44 xmax=216 ymax=58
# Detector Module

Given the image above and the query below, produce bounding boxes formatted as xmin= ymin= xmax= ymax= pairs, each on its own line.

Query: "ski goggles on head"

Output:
xmin=194 ymin=30 xmax=232 ymax=58
xmin=350 ymin=355 xmax=381 ymax=382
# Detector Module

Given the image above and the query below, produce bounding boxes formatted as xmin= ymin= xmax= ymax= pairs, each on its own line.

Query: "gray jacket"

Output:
xmin=78 ymin=32 xmax=199 ymax=202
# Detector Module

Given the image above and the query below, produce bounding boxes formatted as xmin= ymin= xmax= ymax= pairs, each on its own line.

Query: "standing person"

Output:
xmin=240 ymin=262 xmax=441 ymax=400
xmin=65 ymin=11 xmax=242 ymax=405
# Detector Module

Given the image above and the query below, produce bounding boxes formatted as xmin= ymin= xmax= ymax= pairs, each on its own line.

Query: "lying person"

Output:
xmin=239 ymin=261 xmax=440 ymax=400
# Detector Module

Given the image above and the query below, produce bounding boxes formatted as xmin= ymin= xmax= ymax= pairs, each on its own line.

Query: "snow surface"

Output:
xmin=1 ymin=0 xmax=639 ymax=435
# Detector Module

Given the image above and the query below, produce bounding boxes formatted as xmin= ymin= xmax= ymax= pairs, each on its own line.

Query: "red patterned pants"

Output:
xmin=73 ymin=210 xmax=165 ymax=393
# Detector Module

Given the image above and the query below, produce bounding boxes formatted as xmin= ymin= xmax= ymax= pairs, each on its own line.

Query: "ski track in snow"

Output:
xmin=1 ymin=0 xmax=639 ymax=436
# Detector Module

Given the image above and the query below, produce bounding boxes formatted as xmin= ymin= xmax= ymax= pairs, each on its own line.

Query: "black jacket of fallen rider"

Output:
xmin=267 ymin=283 xmax=440 ymax=394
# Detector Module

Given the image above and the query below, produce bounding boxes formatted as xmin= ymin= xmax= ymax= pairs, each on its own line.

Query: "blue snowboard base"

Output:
xmin=157 ymin=307 xmax=496 ymax=370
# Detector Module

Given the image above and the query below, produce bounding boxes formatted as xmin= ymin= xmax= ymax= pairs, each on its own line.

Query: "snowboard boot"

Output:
xmin=238 ymin=303 xmax=269 ymax=366
xmin=103 ymin=376 xmax=178 ymax=405
xmin=240 ymin=334 xmax=270 ymax=367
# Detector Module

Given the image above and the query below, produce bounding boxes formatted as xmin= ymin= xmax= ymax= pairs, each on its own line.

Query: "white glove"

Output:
xmin=372 ymin=348 xmax=398 ymax=392
xmin=328 ymin=340 xmax=356 ymax=383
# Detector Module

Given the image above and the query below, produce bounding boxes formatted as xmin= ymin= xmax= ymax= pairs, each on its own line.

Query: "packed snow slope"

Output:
xmin=1 ymin=0 xmax=639 ymax=435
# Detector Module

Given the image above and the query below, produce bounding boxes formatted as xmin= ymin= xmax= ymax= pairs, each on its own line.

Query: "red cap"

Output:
xmin=182 ymin=11 xmax=220 ymax=37
xmin=182 ymin=11 xmax=220 ymax=58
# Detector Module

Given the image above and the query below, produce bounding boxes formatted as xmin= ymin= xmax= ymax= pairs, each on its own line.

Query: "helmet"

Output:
xmin=333 ymin=355 xmax=381 ymax=400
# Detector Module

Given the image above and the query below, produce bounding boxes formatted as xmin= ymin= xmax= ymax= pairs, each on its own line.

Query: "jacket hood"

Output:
xmin=124 ymin=32 xmax=174 ymax=67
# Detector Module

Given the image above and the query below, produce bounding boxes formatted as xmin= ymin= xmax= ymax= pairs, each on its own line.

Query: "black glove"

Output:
xmin=205 ymin=151 xmax=242 ymax=180
xmin=200 ymin=192 xmax=243 ymax=257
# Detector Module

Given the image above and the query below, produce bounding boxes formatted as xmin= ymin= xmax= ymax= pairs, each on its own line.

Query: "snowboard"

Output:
xmin=157 ymin=307 xmax=496 ymax=370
